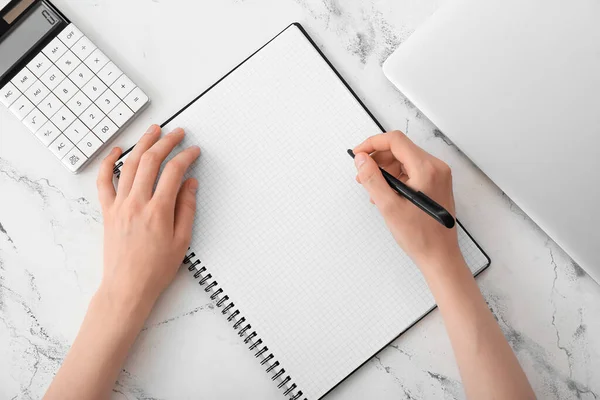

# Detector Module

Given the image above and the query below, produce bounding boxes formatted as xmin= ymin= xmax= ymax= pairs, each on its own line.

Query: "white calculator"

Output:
xmin=0 ymin=0 xmax=149 ymax=173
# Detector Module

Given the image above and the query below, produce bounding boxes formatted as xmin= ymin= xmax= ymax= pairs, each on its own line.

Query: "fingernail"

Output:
xmin=188 ymin=179 xmax=198 ymax=193
xmin=170 ymin=127 xmax=184 ymax=135
xmin=354 ymin=153 xmax=367 ymax=169
xmin=146 ymin=124 xmax=160 ymax=135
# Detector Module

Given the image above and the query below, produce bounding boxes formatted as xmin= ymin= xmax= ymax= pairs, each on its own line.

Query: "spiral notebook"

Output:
xmin=114 ymin=23 xmax=490 ymax=400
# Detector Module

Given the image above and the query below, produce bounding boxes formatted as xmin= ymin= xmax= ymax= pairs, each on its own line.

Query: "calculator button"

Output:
xmin=62 ymin=146 xmax=87 ymax=172
xmin=85 ymin=48 xmax=109 ymax=74
xmin=24 ymin=80 xmax=50 ymax=105
xmin=77 ymin=131 xmax=103 ymax=156
xmin=0 ymin=82 xmax=19 ymax=107
xmin=80 ymin=103 xmax=104 ymax=129
xmin=49 ymin=134 xmax=74 ymax=159
xmin=43 ymin=37 xmax=68 ymax=63
xmin=93 ymin=116 xmax=118 ymax=141
xmin=97 ymin=89 xmax=119 ymax=114
xmin=40 ymin=65 xmax=66 ymax=91
xmin=35 ymin=121 xmax=61 ymax=146
xmin=58 ymin=24 xmax=83 ymax=48
xmin=110 ymin=75 xmax=135 ymax=99
xmin=9 ymin=95 xmax=34 ymax=120
xmin=11 ymin=68 xmax=36 ymax=92
xmin=51 ymin=106 xmax=77 ymax=131
xmin=108 ymin=101 xmax=133 ymax=127
xmin=56 ymin=50 xmax=81 ymax=76
xmin=38 ymin=93 xmax=61 ymax=118
xmin=66 ymin=90 xmax=92 ymax=116
xmin=54 ymin=78 xmax=78 ymax=103
xmin=23 ymin=108 xmax=48 ymax=133
xmin=124 ymin=87 xmax=148 ymax=113
xmin=27 ymin=52 xmax=52 ymax=78
xmin=64 ymin=119 xmax=89 ymax=143
xmin=69 ymin=63 xmax=94 ymax=88
xmin=97 ymin=62 xmax=122 ymax=87
xmin=71 ymin=36 xmax=96 ymax=61
xmin=82 ymin=76 xmax=107 ymax=101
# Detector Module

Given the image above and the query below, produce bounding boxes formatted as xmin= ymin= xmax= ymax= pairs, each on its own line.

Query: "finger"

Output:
xmin=97 ymin=147 xmax=123 ymax=209
xmin=371 ymin=151 xmax=404 ymax=180
xmin=154 ymin=146 xmax=201 ymax=208
xmin=354 ymin=152 xmax=406 ymax=218
xmin=117 ymin=124 xmax=161 ymax=200
xmin=129 ymin=128 xmax=186 ymax=200
xmin=354 ymin=131 xmax=422 ymax=174
xmin=371 ymin=150 xmax=396 ymax=165
xmin=174 ymin=178 xmax=198 ymax=245
xmin=357 ymin=170 xmax=408 ymax=184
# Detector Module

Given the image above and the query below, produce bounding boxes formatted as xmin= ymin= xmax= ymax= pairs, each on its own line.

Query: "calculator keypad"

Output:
xmin=98 ymin=62 xmax=121 ymax=86
xmin=27 ymin=53 xmax=52 ymax=78
xmin=40 ymin=65 xmax=65 ymax=90
xmin=49 ymin=134 xmax=74 ymax=158
xmin=82 ymin=75 xmax=107 ymax=101
xmin=80 ymin=103 xmax=104 ymax=129
xmin=71 ymin=36 xmax=95 ymax=60
xmin=39 ymin=93 xmax=61 ymax=118
xmin=11 ymin=68 xmax=36 ymax=92
xmin=78 ymin=131 xmax=103 ymax=157
xmin=56 ymin=50 xmax=81 ymax=76
xmin=54 ymin=78 xmax=78 ymax=103
xmin=1 ymin=23 xmax=148 ymax=173
xmin=63 ymin=147 xmax=87 ymax=172
xmin=51 ymin=106 xmax=76 ymax=131
xmin=1 ymin=82 xmax=19 ymax=107
xmin=23 ymin=108 xmax=48 ymax=132
xmin=36 ymin=121 xmax=61 ymax=145
xmin=70 ymin=63 xmax=94 ymax=88
xmin=9 ymin=96 xmax=34 ymax=120
xmin=42 ymin=37 xmax=68 ymax=63
xmin=24 ymin=80 xmax=50 ymax=105
xmin=66 ymin=90 xmax=92 ymax=116
xmin=94 ymin=117 xmax=118 ymax=141
xmin=124 ymin=87 xmax=148 ymax=112
xmin=86 ymin=48 xmax=109 ymax=74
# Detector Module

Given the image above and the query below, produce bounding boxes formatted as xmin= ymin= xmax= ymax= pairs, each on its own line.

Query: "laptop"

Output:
xmin=382 ymin=0 xmax=600 ymax=283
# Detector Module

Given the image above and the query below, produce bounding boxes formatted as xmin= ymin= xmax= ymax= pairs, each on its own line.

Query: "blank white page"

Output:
xmin=160 ymin=24 xmax=489 ymax=400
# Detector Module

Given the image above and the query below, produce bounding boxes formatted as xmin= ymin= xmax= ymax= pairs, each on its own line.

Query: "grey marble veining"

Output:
xmin=1 ymin=0 xmax=599 ymax=399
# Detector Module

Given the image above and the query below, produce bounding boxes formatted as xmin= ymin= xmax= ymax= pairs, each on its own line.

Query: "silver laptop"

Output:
xmin=383 ymin=0 xmax=600 ymax=283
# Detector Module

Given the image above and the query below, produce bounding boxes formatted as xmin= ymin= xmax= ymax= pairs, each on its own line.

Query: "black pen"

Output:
xmin=347 ymin=149 xmax=455 ymax=229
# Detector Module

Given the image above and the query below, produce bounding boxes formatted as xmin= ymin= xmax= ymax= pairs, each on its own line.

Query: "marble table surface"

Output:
xmin=1 ymin=0 xmax=599 ymax=399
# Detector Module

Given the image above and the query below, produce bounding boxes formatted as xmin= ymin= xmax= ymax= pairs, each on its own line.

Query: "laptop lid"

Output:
xmin=383 ymin=0 xmax=600 ymax=283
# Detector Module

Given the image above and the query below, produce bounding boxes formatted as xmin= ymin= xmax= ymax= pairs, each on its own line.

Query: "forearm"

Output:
xmin=44 ymin=285 xmax=151 ymax=400
xmin=422 ymin=255 xmax=535 ymax=399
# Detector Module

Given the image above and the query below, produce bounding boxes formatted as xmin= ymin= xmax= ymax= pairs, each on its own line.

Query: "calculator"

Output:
xmin=0 ymin=0 xmax=149 ymax=173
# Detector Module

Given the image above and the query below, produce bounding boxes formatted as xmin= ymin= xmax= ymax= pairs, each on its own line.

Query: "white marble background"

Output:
xmin=1 ymin=0 xmax=599 ymax=399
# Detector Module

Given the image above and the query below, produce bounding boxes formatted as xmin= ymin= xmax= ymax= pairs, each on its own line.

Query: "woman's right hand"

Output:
xmin=352 ymin=130 xmax=463 ymax=272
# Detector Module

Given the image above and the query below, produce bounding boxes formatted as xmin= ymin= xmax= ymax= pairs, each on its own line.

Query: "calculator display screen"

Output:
xmin=0 ymin=2 xmax=63 ymax=79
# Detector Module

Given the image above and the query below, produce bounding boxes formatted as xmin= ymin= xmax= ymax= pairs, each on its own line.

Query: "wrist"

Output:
xmin=93 ymin=282 xmax=155 ymax=327
xmin=415 ymin=249 xmax=468 ymax=280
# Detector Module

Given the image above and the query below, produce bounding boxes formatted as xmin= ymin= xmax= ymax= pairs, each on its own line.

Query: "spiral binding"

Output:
xmin=183 ymin=250 xmax=307 ymax=400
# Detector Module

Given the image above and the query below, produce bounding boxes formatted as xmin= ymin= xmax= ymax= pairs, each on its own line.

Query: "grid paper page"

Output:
xmin=161 ymin=25 xmax=489 ymax=400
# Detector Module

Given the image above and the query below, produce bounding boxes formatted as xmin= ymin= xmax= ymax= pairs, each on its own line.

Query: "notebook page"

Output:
xmin=161 ymin=25 xmax=489 ymax=399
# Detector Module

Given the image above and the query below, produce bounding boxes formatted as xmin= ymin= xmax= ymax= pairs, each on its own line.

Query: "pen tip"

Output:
xmin=347 ymin=149 xmax=355 ymax=158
